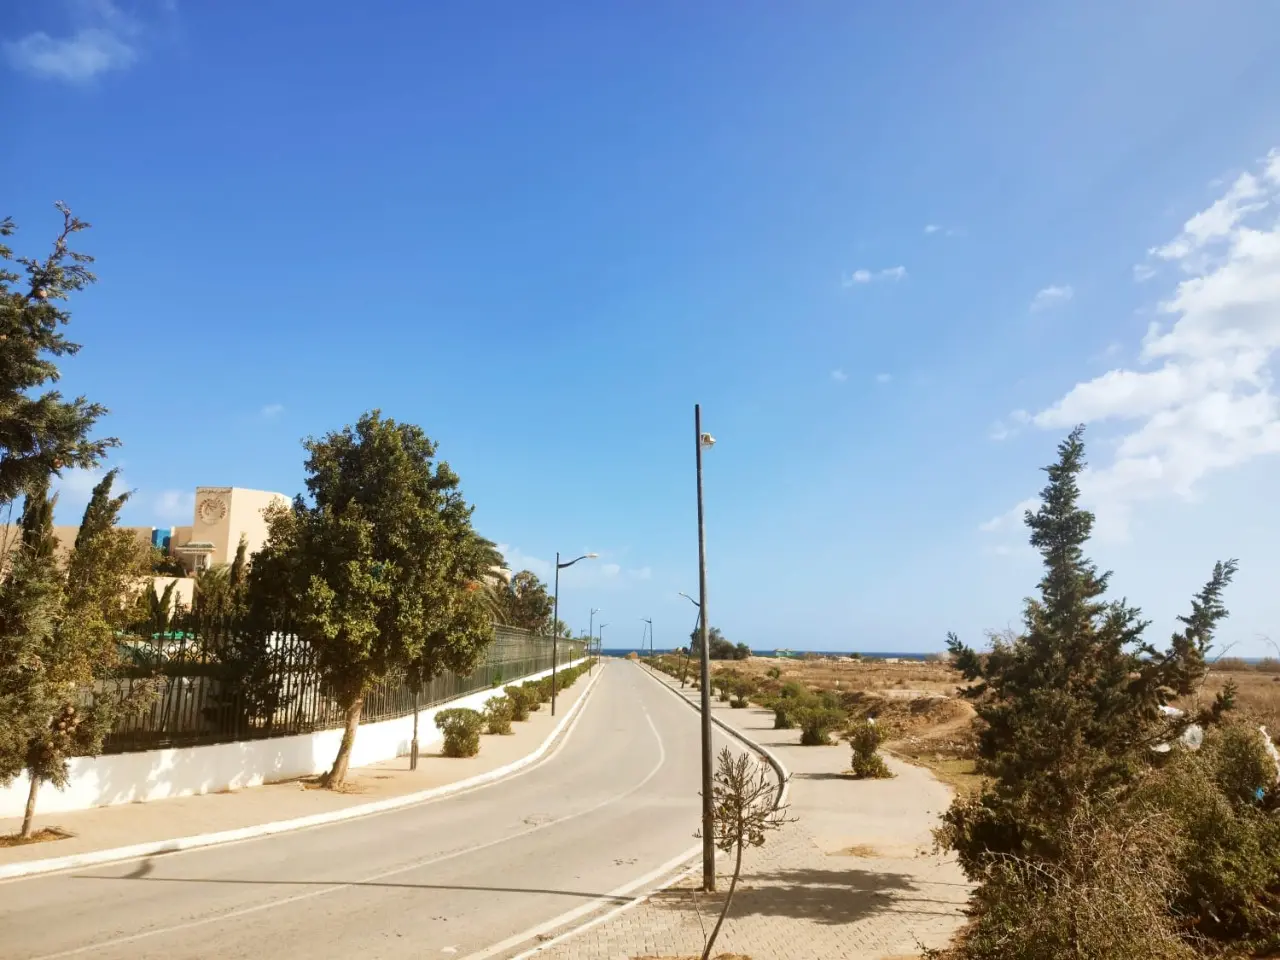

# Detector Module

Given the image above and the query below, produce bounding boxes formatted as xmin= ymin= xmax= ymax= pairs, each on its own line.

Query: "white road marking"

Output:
xmin=28 ymin=667 xmax=670 ymax=960
xmin=2 ymin=663 xmax=605 ymax=887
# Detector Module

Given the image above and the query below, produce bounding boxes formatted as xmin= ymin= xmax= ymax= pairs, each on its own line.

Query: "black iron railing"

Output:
xmin=99 ymin=620 xmax=583 ymax=754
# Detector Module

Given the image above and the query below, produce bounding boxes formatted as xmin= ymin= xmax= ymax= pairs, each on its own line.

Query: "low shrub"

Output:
xmin=729 ymin=676 xmax=756 ymax=708
xmin=503 ymin=685 xmax=532 ymax=721
xmin=1132 ymin=724 xmax=1280 ymax=946
xmin=766 ymin=665 xmax=782 ymax=680
xmin=484 ymin=696 xmax=514 ymax=735
xmin=848 ymin=719 xmax=892 ymax=778
xmin=435 ymin=708 xmax=483 ymax=757
xmin=796 ymin=705 xmax=845 ymax=746
xmin=940 ymin=804 xmax=1195 ymax=960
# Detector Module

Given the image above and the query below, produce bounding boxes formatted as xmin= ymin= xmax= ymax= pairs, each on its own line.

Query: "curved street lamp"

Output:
xmin=588 ymin=608 xmax=600 ymax=675
xmin=552 ymin=552 xmax=597 ymax=715
xmin=677 ymin=591 xmax=701 ymax=688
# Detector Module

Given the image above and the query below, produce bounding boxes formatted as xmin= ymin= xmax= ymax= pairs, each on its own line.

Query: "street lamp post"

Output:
xmin=678 ymin=591 xmax=700 ymax=687
xmin=589 ymin=608 xmax=600 ymax=675
xmin=641 ymin=618 xmax=653 ymax=667
xmin=598 ymin=624 xmax=608 ymax=663
xmin=552 ymin=551 xmax=597 ymax=716
xmin=694 ymin=403 xmax=716 ymax=892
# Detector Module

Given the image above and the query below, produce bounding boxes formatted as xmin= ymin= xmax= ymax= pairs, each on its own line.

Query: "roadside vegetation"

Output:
xmin=932 ymin=427 xmax=1280 ymax=959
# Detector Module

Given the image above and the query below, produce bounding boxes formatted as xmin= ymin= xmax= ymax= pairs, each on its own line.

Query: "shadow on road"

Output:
xmin=652 ymin=866 xmax=959 ymax=926
xmin=73 ymin=864 xmax=633 ymax=904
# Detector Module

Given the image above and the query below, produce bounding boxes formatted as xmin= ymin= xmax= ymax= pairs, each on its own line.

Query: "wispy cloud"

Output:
xmin=988 ymin=148 xmax=1280 ymax=540
xmin=4 ymin=1 xmax=151 ymax=82
xmin=987 ymin=409 xmax=1030 ymax=442
xmin=830 ymin=369 xmax=849 ymax=383
xmin=260 ymin=403 xmax=285 ymax=419
xmin=495 ymin=544 xmax=652 ymax=590
xmin=843 ymin=265 xmax=908 ymax=287
xmin=1030 ymin=284 xmax=1074 ymax=311
xmin=874 ymin=372 xmax=892 ymax=384
xmin=923 ymin=224 xmax=962 ymax=237
xmin=154 ymin=489 xmax=195 ymax=523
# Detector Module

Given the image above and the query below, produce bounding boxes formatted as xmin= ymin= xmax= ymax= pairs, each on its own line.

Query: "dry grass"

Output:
xmin=724 ymin=655 xmax=961 ymax=698
xmin=1173 ymin=663 xmax=1280 ymax=733
xmin=0 ymin=827 xmax=72 ymax=847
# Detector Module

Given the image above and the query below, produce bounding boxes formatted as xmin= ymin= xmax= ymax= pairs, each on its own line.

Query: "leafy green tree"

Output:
xmin=0 ymin=471 xmax=146 ymax=837
xmin=0 ymin=205 xmax=115 ymax=508
xmin=689 ymin=625 xmax=739 ymax=660
xmin=942 ymin=425 xmax=1237 ymax=872
xmin=253 ymin=411 xmax=495 ymax=787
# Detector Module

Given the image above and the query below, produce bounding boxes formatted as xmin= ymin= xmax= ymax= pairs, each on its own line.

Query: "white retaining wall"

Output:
xmin=0 ymin=659 xmax=585 ymax=819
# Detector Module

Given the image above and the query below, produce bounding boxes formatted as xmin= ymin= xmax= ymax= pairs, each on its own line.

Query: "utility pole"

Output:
xmin=695 ymin=403 xmax=716 ymax=892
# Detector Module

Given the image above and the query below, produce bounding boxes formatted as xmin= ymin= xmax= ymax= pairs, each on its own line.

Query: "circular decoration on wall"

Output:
xmin=198 ymin=496 xmax=228 ymax=525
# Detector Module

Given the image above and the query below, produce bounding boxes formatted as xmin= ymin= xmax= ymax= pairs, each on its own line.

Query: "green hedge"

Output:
xmin=484 ymin=696 xmax=514 ymax=735
xmin=503 ymin=684 xmax=533 ymax=721
xmin=435 ymin=707 xmax=483 ymax=757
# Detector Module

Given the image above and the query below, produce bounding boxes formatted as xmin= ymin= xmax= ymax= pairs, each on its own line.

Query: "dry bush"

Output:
xmin=934 ymin=805 xmax=1196 ymax=960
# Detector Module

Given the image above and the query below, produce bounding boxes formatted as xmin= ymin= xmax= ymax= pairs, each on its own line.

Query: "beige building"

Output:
xmin=3 ymin=485 xmax=289 ymax=578
xmin=168 ymin=487 xmax=291 ymax=572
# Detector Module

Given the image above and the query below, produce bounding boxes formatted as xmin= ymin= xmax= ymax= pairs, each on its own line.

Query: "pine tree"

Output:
xmin=0 ymin=204 xmax=116 ymax=508
xmin=0 ymin=472 xmax=145 ymax=837
xmin=942 ymin=426 xmax=1237 ymax=870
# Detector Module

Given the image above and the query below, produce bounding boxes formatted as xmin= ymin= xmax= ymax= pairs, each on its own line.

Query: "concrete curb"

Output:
xmin=502 ymin=663 xmax=791 ymax=960
xmin=635 ymin=661 xmax=792 ymax=808
xmin=0 ymin=662 xmax=602 ymax=882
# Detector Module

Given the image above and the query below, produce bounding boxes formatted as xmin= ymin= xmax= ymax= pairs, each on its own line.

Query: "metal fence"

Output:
xmin=100 ymin=620 xmax=584 ymax=755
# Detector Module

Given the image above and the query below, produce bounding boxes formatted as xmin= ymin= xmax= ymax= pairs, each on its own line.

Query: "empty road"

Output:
xmin=1 ymin=662 xmax=739 ymax=960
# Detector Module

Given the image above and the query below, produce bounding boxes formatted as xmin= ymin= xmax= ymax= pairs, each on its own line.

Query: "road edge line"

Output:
xmin=493 ymin=662 xmax=791 ymax=960
xmin=634 ymin=661 xmax=792 ymax=808
xmin=0 ymin=661 xmax=603 ymax=882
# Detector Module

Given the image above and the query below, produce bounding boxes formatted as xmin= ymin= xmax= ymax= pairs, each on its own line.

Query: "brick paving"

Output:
xmin=534 ymin=670 xmax=971 ymax=960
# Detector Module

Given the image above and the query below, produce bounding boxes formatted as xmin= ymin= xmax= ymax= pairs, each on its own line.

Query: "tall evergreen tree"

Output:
xmin=0 ymin=204 xmax=115 ymax=508
xmin=0 ymin=472 xmax=145 ymax=837
xmin=252 ymin=411 xmax=496 ymax=787
xmin=943 ymin=426 xmax=1237 ymax=870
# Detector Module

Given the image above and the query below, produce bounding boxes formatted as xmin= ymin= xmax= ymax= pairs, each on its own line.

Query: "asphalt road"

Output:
xmin=1 ymin=662 xmax=735 ymax=960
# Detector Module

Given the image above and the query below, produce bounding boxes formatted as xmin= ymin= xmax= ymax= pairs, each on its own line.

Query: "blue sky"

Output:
xmin=5 ymin=1 xmax=1280 ymax=654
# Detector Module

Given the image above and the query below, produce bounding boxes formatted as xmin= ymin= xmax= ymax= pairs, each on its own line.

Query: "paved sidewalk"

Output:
xmin=537 ymin=670 xmax=971 ymax=960
xmin=0 ymin=673 xmax=593 ymax=870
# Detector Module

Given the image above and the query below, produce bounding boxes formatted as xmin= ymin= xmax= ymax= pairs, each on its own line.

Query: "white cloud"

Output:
xmin=924 ymin=224 xmax=962 ymax=237
xmin=1133 ymin=263 xmax=1158 ymax=282
xmin=1030 ymin=284 xmax=1074 ymax=311
xmin=260 ymin=403 xmax=285 ymax=419
xmin=979 ymin=497 xmax=1040 ymax=534
xmin=4 ymin=2 xmax=145 ymax=82
xmin=843 ymin=266 xmax=907 ymax=287
xmin=494 ymin=543 xmax=552 ymax=580
xmin=831 ymin=369 xmax=848 ymax=383
xmin=991 ymin=148 xmax=1280 ymax=540
xmin=874 ymin=372 xmax=892 ymax=384
xmin=492 ymin=545 xmax=652 ymax=590
xmin=154 ymin=489 xmax=195 ymax=523
xmin=924 ymin=224 xmax=941 ymax=235
xmin=987 ymin=409 xmax=1030 ymax=442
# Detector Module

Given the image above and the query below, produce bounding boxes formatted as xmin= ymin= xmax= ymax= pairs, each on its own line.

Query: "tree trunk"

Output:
xmin=701 ymin=842 xmax=743 ymax=960
xmin=20 ymin=774 xmax=40 ymax=839
xmin=322 ymin=697 xmax=363 ymax=788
